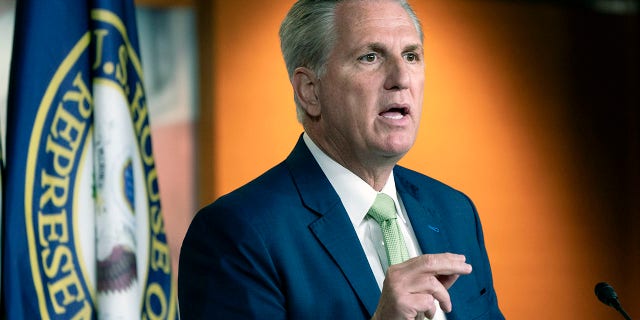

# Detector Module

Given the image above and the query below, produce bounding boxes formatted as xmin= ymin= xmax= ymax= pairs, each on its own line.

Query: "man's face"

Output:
xmin=315 ymin=0 xmax=424 ymax=169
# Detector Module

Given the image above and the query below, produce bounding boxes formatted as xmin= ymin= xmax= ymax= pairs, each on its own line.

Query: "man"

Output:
xmin=178 ymin=0 xmax=504 ymax=319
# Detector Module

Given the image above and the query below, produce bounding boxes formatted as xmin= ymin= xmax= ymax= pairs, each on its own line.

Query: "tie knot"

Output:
xmin=368 ymin=193 xmax=397 ymax=223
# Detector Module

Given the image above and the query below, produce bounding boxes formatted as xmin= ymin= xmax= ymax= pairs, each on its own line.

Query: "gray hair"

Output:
xmin=279 ymin=0 xmax=423 ymax=123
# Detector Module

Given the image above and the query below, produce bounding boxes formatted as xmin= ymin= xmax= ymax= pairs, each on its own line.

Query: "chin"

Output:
xmin=378 ymin=144 xmax=412 ymax=161
xmin=385 ymin=135 xmax=415 ymax=154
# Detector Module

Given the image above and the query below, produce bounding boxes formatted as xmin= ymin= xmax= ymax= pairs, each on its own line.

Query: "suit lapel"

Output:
xmin=285 ymin=136 xmax=381 ymax=316
xmin=395 ymin=173 xmax=476 ymax=320
xmin=395 ymin=170 xmax=452 ymax=255
xmin=308 ymin=208 xmax=381 ymax=316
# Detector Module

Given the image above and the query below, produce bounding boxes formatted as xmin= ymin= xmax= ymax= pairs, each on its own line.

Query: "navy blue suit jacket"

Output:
xmin=178 ymin=136 xmax=504 ymax=319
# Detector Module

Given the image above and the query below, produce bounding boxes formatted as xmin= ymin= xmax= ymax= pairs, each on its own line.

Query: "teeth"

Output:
xmin=382 ymin=113 xmax=403 ymax=120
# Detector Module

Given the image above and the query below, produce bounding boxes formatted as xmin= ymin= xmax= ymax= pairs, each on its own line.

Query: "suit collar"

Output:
xmin=285 ymin=135 xmax=381 ymax=316
xmin=302 ymin=133 xmax=403 ymax=231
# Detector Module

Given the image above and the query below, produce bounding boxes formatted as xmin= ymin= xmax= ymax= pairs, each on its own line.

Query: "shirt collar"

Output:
xmin=303 ymin=133 xmax=402 ymax=227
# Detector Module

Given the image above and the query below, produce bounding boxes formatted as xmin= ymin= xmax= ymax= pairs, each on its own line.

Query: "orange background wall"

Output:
xmin=190 ymin=0 xmax=639 ymax=318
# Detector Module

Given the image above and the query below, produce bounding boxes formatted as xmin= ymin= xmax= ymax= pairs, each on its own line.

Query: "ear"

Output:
xmin=292 ymin=67 xmax=321 ymax=117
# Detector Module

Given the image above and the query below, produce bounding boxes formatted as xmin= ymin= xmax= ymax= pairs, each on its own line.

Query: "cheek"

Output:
xmin=413 ymin=75 xmax=425 ymax=97
xmin=330 ymin=81 xmax=369 ymax=107
xmin=348 ymin=81 xmax=380 ymax=107
xmin=321 ymin=70 xmax=380 ymax=117
xmin=340 ymin=91 xmax=378 ymax=125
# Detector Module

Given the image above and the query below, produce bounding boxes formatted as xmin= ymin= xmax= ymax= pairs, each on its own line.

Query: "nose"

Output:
xmin=383 ymin=57 xmax=411 ymax=91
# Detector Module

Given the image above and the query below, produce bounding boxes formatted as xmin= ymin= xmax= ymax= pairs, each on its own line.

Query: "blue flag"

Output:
xmin=2 ymin=0 xmax=178 ymax=319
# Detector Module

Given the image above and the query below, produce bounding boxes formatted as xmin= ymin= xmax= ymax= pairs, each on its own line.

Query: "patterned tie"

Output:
xmin=367 ymin=193 xmax=410 ymax=266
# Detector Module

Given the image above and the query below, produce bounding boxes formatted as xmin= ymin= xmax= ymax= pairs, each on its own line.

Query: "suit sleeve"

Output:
xmin=177 ymin=202 xmax=286 ymax=319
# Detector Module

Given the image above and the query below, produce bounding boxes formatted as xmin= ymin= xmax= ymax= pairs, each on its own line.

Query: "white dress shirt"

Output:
xmin=303 ymin=134 xmax=446 ymax=320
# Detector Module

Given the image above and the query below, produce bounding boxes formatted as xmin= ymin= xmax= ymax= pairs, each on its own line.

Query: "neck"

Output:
xmin=306 ymin=133 xmax=397 ymax=191
xmin=348 ymin=164 xmax=394 ymax=192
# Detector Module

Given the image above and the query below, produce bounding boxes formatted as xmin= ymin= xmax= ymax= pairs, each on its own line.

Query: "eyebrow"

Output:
xmin=365 ymin=42 xmax=387 ymax=53
xmin=403 ymin=44 xmax=423 ymax=53
xmin=363 ymin=42 xmax=423 ymax=53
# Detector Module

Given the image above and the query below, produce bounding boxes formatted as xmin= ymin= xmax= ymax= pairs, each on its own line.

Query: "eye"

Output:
xmin=404 ymin=52 xmax=420 ymax=63
xmin=358 ymin=53 xmax=378 ymax=63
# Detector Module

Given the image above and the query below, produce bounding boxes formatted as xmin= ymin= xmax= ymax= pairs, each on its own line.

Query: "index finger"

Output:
xmin=403 ymin=253 xmax=473 ymax=276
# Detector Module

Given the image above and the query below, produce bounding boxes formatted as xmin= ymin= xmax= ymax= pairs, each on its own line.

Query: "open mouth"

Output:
xmin=379 ymin=106 xmax=409 ymax=120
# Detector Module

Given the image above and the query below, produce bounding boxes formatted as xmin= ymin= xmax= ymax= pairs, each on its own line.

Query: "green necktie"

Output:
xmin=368 ymin=193 xmax=410 ymax=266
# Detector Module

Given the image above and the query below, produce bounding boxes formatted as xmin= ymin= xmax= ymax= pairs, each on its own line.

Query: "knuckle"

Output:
xmin=423 ymin=294 xmax=435 ymax=305
xmin=383 ymin=266 xmax=408 ymax=290
xmin=386 ymin=264 xmax=401 ymax=279
xmin=427 ymin=275 xmax=440 ymax=287
xmin=421 ymin=255 xmax=437 ymax=269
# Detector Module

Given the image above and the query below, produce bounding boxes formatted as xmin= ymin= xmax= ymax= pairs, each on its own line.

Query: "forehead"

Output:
xmin=333 ymin=0 xmax=420 ymax=43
